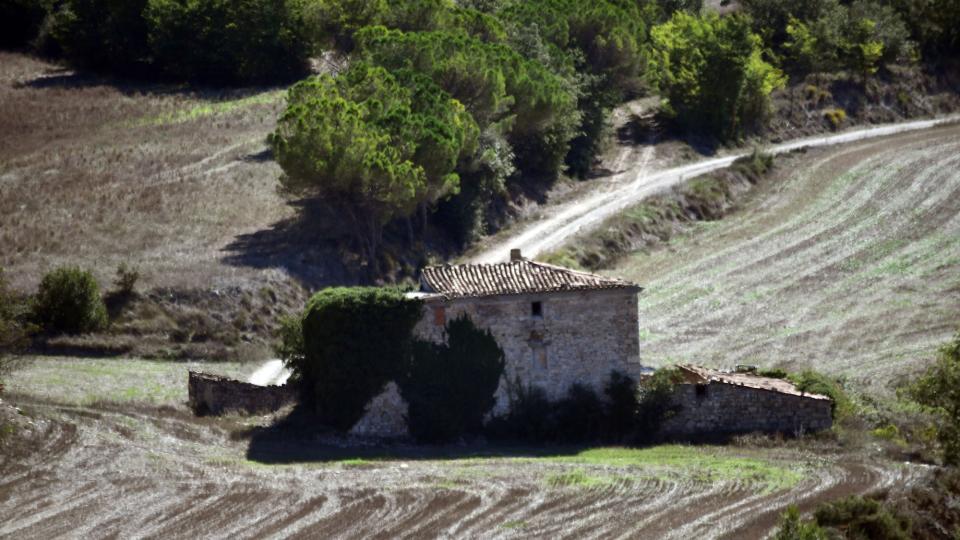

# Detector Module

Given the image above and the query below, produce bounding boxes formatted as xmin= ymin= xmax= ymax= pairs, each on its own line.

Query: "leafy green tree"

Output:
xmin=291 ymin=287 xmax=422 ymax=431
xmin=300 ymin=0 xmax=455 ymax=51
xmin=144 ymin=0 xmax=310 ymax=84
xmin=844 ymin=18 xmax=885 ymax=81
xmin=355 ymin=26 xmax=578 ymax=179
xmin=647 ymin=12 xmax=786 ymax=141
xmin=401 ymin=315 xmax=505 ymax=443
xmin=908 ymin=330 xmax=960 ymax=465
xmin=51 ymin=0 xmax=152 ymax=76
xmin=32 ymin=267 xmax=108 ymax=335
xmin=271 ymin=62 xmax=478 ymax=267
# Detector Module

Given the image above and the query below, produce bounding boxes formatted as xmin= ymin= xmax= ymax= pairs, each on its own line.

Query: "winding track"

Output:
xmin=471 ymin=115 xmax=960 ymax=264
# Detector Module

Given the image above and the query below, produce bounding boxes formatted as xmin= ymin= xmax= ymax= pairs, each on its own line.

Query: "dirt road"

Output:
xmin=470 ymin=115 xmax=960 ymax=265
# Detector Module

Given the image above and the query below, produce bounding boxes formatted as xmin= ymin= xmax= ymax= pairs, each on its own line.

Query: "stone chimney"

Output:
xmin=510 ymin=248 xmax=523 ymax=262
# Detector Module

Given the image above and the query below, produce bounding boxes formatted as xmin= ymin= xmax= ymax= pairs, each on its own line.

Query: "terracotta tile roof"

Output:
xmin=678 ymin=365 xmax=832 ymax=401
xmin=420 ymin=259 xmax=640 ymax=299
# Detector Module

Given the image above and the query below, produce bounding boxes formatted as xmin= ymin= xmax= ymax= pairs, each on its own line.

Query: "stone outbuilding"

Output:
xmin=410 ymin=249 xmax=646 ymax=414
xmin=660 ymin=364 xmax=834 ymax=437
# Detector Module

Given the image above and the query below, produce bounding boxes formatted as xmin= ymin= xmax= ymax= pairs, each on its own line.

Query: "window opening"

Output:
xmin=531 ymin=301 xmax=543 ymax=318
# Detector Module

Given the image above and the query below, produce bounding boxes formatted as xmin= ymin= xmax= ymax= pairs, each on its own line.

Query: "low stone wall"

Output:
xmin=660 ymin=383 xmax=833 ymax=437
xmin=349 ymin=381 xmax=409 ymax=438
xmin=188 ymin=371 xmax=296 ymax=416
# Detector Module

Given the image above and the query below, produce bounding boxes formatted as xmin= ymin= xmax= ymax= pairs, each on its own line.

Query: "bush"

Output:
xmin=788 ymin=370 xmax=852 ymax=420
xmin=487 ymin=381 xmax=556 ymax=442
xmin=112 ymin=263 xmax=140 ymax=296
xmin=554 ymin=383 xmax=606 ymax=443
xmin=400 ymin=315 xmax=505 ymax=443
xmin=32 ymin=267 xmax=108 ymax=335
xmin=144 ymin=0 xmax=310 ymax=84
xmin=1 ymin=269 xmax=32 ymax=382
xmin=292 ymin=287 xmax=422 ymax=431
xmin=647 ymin=12 xmax=787 ymax=141
xmin=604 ymin=370 xmax=640 ymax=442
xmin=51 ymin=0 xmax=152 ymax=76
xmin=488 ymin=371 xmax=643 ymax=443
xmin=635 ymin=367 xmax=683 ymax=441
xmin=0 ymin=0 xmax=49 ymax=49
xmin=907 ymin=329 xmax=960 ymax=465
xmin=773 ymin=496 xmax=912 ymax=540
xmin=823 ymin=108 xmax=847 ymax=130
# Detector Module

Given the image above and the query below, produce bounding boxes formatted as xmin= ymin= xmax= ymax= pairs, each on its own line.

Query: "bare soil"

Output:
xmin=0 ymin=393 xmax=927 ymax=539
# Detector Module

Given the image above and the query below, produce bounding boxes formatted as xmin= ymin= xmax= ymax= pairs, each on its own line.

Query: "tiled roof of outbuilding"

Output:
xmin=677 ymin=365 xmax=832 ymax=401
xmin=419 ymin=259 xmax=640 ymax=299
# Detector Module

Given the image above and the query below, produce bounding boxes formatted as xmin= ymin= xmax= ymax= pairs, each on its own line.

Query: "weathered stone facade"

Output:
xmin=188 ymin=371 xmax=296 ymax=416
xmin=349 ymin=381 xmax=409 ymax=438
xmin=413 ymin=287 xmax=644 ymax=413
xmin=661 ymin=382 xmax=833 ymax=437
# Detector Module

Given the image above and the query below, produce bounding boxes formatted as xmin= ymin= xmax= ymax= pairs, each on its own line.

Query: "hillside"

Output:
xmin=613 ymin=124 xmax=960 ymax=394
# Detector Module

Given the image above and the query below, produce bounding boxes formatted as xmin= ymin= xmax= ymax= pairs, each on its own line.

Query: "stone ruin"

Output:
xmin=188 ymin=371 xmax=296 ymax=416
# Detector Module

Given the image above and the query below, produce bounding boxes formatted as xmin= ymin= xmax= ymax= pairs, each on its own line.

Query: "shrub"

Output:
xmin=144 ymin=0 xmax=310 ymax=84
xmin=772 ymin=506 xmax=829 ymax=540
xmin=0 ymin=0 xmax=49 ymax=49
xmin=635 ymin=367 xmax=683 ymax=441
xmin=489 ymin=371 xmax=642 ymax=443
xmin=400 ymin=315 xmax=505 ymax=443
xmin=788 ymin=370 xmax=852 ymax=420
xmin=32 ymin=267 xmax=108 ymax=335
xmin=292 ymin=287 xmax=422 ymax=431
xmin=647 ymin=12 xmax=786 ymax=141
xmin=112 ymin=263 xmax=140 ymax=296
xmin=824 ymin=107 xmax=848 ymax=132
xmin=1 ymin=269 xmax=31 ymax=382
xmin=554 ymin=383 xmax=605 ymax=443
xmin=50 ymin=0 xmax=152 ymax=76
xmin=274 ymin=312 xmax=305 ymax=367
xmin=814 ymin=496 xmax=911 ymax=539
xmin=488 ymin=381 xmax=556 ymax=442
xmin=604 ymin=370 xmax=639 ymax=442
xmin=906 ymin=329 xmax=960 ymax=465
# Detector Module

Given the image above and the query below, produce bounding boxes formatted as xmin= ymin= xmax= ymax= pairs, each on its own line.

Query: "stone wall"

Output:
xmin=660 ymin=382 xmax=833 ymax=437
xmin=349 ymin=381 xmax=409 ymax=438
xmin=413 ymin=288 xmax=643 ymax=413
xmin=188 ymin=371 xmax=296 ymax=416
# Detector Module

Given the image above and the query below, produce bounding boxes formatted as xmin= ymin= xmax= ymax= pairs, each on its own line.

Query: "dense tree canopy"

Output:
xmin=648 ymin=12 xmax=786 ymax=140
xmin=270 ymin=62 xmax=478 ymax=264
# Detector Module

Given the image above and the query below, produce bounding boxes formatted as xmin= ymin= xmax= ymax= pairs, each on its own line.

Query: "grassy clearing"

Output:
xmin=5 ymin=356 xmax=250 ymax=406
xmin=133 ymin=90 xmax=285 ymax=127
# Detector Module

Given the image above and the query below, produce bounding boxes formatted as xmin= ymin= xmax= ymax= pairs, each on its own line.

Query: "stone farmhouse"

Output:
xmin=410 ymin=248 xmax=646 ymax=415
xmin=187 ymin=249 xmax=834 ymax=439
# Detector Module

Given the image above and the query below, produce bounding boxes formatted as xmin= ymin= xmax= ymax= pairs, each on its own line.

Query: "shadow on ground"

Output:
xmin=243 ymin=405 xmax=590 ymax=464
xmin=221 ymin=199 xmax=362 ymax=289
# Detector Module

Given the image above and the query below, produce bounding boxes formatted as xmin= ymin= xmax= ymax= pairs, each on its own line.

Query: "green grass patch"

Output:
xmin=135 ymin=91 xmax=284 ymax=126
xmin=533 ymin=446 xmax=803 ymax=492
xmin=5 ymin=357 xmax=250 ymax=406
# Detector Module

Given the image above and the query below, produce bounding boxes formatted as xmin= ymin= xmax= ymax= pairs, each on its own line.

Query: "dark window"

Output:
xmin=695 ymin=384 xmax=708 ymax=398
xmin=531 ymin=301 xmax=543 ymax=317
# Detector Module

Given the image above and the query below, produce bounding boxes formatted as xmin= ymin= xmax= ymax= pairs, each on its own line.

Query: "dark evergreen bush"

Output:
xmin=33 ymin=266 xmax=108 ymax=334
xmin=554 ymin=383 xmax=605 ymax=443
xmin=293 ymin=287 xmax=422 ymax=432
xmin=635 ymin=367 xmax=683 ymax=442
xmin=0 ymin=0 xmax=49 ymax=49
xmin=51 ymin=0 xmax=152 ymax=76
xmin=145 ymin=0 xmax=310 ymax=84
xmin=400 ymin=315 xmax=505 ymax=443
xmin=603 ymin=370 xmax=639 ymax=442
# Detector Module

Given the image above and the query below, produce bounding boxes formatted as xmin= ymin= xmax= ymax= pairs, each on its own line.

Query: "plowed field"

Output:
xmin=616 ymin=124 xmax=960 ymax=395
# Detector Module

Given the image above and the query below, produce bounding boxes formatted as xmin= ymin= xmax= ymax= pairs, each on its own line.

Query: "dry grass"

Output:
xmin=0 ymin=52 xmax=293 ymax=292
